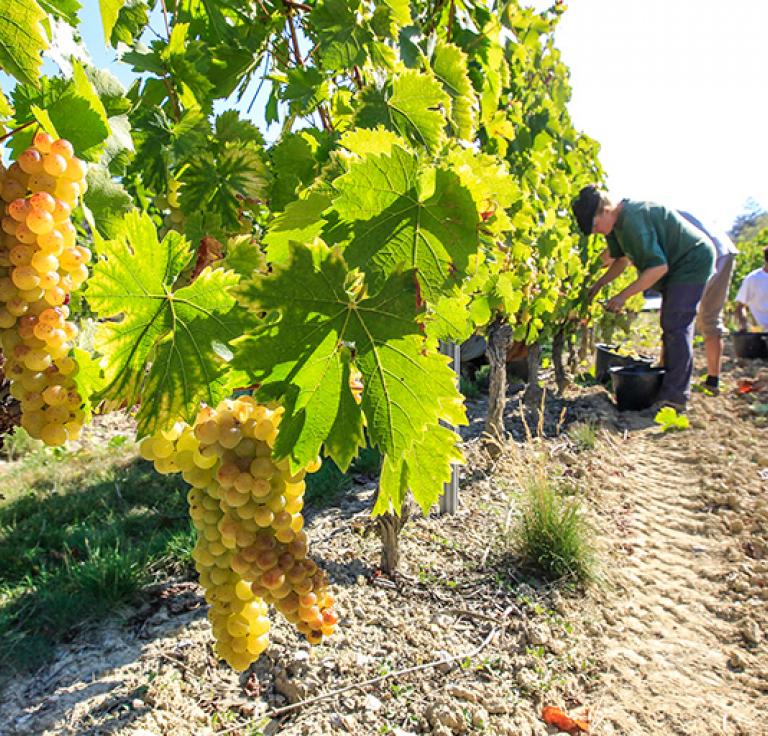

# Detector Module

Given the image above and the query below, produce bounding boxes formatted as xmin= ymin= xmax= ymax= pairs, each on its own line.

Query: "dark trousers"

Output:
xmin=659 ymin=282 xmax=706 ymax=405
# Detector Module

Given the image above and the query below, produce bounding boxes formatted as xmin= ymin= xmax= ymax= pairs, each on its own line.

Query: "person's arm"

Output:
xmin=735 ymin=302 xmax=750 ymax=331
xmin=605 ymin=264 xmax=669 ymax=312
xmin=734 ymin=278 xmax=751 ymax=331
xmin=588 ymin=253 xmax=630 ymax=301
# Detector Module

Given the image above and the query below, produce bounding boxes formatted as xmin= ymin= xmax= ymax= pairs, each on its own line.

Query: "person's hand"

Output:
xmin=605 ymin=293 xmax=627 ymax=313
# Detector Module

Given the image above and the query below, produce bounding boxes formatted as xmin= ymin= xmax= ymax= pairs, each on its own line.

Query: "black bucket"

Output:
xmin=595 ymin=343 xmax=654 ymax=384
xmin=732 ymin=331 xmax=768 ymax=360
xmin=610 ymin=365 xmax=666 ymax=412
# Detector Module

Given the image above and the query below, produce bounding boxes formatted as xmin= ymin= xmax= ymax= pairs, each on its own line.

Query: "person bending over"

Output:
xmin=572 ymin=185 xmax=715 ymax=412
xmin=678 ymin=211 xmax=737 ymax=394
xmin=735 ymin=245 xmax=768 ymax=331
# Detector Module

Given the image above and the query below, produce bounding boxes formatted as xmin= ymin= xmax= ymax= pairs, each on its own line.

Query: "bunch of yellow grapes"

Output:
xmin=0 ymin=132 xmax=89 ymax=445
xmin=140 ymin=395 xmax=338 ymax=671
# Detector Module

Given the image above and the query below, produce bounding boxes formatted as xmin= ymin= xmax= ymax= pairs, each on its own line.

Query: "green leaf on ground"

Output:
xmin=654 ymin=406 xmax=689 ymax=432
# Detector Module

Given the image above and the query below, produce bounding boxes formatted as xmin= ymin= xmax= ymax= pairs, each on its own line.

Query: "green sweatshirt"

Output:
xmin=606 ymin=200 xmax=715 ymax=288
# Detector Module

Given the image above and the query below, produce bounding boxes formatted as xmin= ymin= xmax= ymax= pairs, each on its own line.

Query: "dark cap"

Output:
xmin=572 ymin=184 xmax=601 ymax=235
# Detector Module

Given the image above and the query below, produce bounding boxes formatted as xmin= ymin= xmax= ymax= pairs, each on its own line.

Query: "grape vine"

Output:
xmin=0 ymin=0 xmax=620 ymax=666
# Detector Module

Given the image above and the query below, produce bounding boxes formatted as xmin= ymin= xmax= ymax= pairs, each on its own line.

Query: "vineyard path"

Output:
xmin=585 ymin=412 xmax=766 ymax=736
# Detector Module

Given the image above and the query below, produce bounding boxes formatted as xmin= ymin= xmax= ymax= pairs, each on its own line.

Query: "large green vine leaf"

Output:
xmin=0 ymin=0 xmax=48 ymax=87
xmin=356 ymin=70 xmax=451 ymax=153
xmin=309 ymin=0 xmax=372 ymax=71
xmin=233 ymin=242 xmax=466 ymax=512
xmin=330 ymin=145 xmax=479 ymax=302
xmin=179 ymin=144 xmax=270 ymax=233
xmin=431 ymin=41 xmax=476 ymax=142
xmin=86 ymin=211 xmax=251 ymax=436
xmin=10 ymin=62 xmax=110 ymax=160
xmin=99 ymin=0 xmax=128 ymax=44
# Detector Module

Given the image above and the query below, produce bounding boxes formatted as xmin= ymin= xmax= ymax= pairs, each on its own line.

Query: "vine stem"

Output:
xmin=283 ymin=1 xmax=334 ymax=132
xmin=0 ymin=120 xmax=34 ymax=143
xmin=159 ymin=0 xmax=172 ymax=40
xmin=215 ymin=614 xmax=509 ymax=734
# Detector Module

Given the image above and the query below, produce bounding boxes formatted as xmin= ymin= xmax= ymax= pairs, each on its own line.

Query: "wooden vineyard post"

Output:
xmin=439 ymin=341 xmax=461 ymax=514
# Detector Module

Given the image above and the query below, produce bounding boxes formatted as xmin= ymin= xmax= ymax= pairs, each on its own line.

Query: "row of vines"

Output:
xmin=0 ymin=0 xmax=636 ymax=667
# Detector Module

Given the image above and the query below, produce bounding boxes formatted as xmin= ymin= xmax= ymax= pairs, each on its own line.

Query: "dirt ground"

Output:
xmin=1 ymin=345 xmax=766 ymax=736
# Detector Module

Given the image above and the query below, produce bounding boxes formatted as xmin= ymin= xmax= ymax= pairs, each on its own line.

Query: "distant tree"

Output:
xmin=729 ymin=198 xmax=768 ymax=242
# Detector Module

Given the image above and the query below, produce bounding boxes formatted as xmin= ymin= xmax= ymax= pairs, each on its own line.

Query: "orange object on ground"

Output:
xmin=541 ymin=705 xmax=590 ymax=734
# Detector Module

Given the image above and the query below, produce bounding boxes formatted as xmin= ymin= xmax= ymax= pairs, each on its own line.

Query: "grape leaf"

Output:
xmin=233 ymin=242 xmax=466 ymax=513
xmin=268 ymin=129 xmax=330 ymax=212
xmin=282 ymin=66 xmax=329 ymax=116
xmin=262 ymin=191 xmax=332 ymax=265
xmin=330 ymin=145 xmax=479 ymax=302
xmin=9 ymin=62 xmax=110 ymax=161
xmin=179 ymin=144 xmax=270 ymax=233
xmin=71 ymin=347 xmax=104 ymax=421
xmin=39 ymin=0 xmax=80 ymax=26
xmin=0 ymin=0 xmax=48 ymax=87
xmin=426 ymin=289 xmax=474 ymax=342
xmin=99 ymin=0 xmax=128 ymax=44
xmin=324 ymin=355 xmax=366 ymax=472
xmin=371 ymin=0 xmax=411 ymax=39
xmin=0 ymin=90 xmax=12 ymax=117
xmin=222 ymin=235 xmax=264 ymax=280
xmin=309 ymin=0 xmax=372 ymax=71
xmin=339 ymin=126 xmax=406 ymax=158
xmin=373 ymin=423 xmax=463 ymax=515
xmin=109 ymin=0 xmax=149 ymax=47
xmin=86 ymin=211 xmax=251 ymax=435
xmin=356 ymin=70 xmax=450 ymax=153
xmin=431 ymin=41 xmax=476 ymax=142
xmin=83 ymin=164 xmax=133 ymax=238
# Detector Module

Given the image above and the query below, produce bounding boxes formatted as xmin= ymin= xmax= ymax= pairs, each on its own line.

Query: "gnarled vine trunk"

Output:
xmin=523 ymin=342 xmax=542 ymax=413
xmin=377 ymin=497 xmax=411 ymax=576
xmin=484 ymin=316 xmax=512 ymax=446
xmin=552 ymin=329 xmax=568 ymax=395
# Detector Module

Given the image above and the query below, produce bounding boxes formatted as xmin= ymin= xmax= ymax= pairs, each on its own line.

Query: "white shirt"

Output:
xmin=678 ymin=211 xmax=738 ymax=259
xmin=736 ymin=268 xmax=768 ymax=328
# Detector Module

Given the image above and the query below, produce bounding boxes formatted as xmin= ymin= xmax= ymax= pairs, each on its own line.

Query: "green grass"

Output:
xmin=567 ymin=421 xmax=598 ymax=451
xmin=512 ymin=476 xmax=596 ymax=584
xmin=0 ymin=427 xmax=44 ymax=462
xmin=0 ymin=443 xmax=194 ymax=675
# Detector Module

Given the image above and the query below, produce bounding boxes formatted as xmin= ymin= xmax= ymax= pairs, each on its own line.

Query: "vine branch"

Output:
xmin=0 ymin=120 xmax=34 ymax=143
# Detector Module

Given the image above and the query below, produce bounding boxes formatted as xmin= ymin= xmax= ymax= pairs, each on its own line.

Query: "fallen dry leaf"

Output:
xmin=542 ymin=705 xmax=590 ymax=734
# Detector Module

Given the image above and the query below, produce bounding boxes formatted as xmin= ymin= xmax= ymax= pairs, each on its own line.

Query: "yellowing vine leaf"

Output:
xmin=86 ymin=211 xmax=252 ymax=435
xmin=0 ymin=0 xmax=48 ymax=87
xmin=330 ymin=145 xmax=479 ymax=302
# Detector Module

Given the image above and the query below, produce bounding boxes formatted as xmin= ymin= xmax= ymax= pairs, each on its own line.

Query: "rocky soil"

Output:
xmin=0 ymin=348 xmax=766 ymax=736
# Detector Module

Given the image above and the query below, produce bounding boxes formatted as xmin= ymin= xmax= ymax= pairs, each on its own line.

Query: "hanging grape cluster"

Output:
xmin=0 ymin=132 xmax=90 ymax=445
xmin=140 ymin=395 xmax=337 ymax=671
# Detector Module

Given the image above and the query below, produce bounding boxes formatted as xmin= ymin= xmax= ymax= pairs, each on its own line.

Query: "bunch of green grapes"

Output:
xmin=140 ymin=395 xmax=337 ymax=671
xmin=0 ymin=131 xmax=90 ymax=445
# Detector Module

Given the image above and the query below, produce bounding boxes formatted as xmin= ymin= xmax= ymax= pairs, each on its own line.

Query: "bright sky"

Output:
xmin=12 ymin=1 xmax=768 ymax=231
xmin=544 ymin=0 xmax=768 ymax=230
